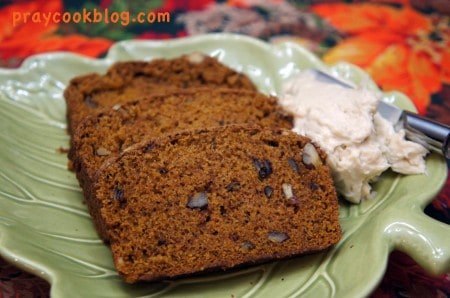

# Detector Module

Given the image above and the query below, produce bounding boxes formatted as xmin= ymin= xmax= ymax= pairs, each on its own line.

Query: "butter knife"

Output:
xmin=311 ymin=69 xmax=450 ymax=159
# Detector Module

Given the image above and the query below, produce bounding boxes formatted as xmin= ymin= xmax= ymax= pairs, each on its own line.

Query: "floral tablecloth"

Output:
xmin=1 ymin=0 xmax=449 ymax=297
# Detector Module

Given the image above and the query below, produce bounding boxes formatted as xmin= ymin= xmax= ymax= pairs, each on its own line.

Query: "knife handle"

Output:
xmin=403 ymin=111 xmax=450 ymax=159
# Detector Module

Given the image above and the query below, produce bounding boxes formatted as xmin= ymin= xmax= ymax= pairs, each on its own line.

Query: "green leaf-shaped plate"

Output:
xmin=0 ymin=34 xmax=448 ymax=298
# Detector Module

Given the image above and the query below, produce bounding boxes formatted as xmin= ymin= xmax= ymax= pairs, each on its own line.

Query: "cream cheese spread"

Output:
xmin=280 ymin=70 xmax=428 ymax=203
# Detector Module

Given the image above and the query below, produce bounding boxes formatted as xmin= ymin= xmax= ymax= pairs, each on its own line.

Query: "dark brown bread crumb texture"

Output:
xmin=69 ymin=88 xmax=293 ymax=194
xmin=64 ymin=53 xmax=257 ymax=133
xmin=89 ymin=125 xmax=341 ymax=283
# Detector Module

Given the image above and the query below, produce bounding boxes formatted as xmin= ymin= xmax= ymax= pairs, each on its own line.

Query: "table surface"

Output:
xmin=0 ymin=0 xmax=449 ymax=297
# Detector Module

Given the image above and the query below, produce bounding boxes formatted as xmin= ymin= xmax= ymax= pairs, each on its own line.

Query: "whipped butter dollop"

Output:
xmin=280 ymin=70 xmax=428 ymax=203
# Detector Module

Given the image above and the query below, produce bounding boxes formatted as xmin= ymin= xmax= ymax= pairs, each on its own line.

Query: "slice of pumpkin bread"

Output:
xmin=64 ymin=53 xmax=257 ymax=133
xmin=88 ymin=124 xmax=341 ymax=283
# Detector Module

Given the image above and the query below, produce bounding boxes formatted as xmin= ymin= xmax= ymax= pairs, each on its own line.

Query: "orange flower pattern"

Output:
xmin=312 ymin=3 xmax=450 ymax=114
xmin=0 ymin=0 xmax=112 ymax=67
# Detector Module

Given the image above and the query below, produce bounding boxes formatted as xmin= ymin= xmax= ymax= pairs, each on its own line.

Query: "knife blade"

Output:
xmin=378 ymin=101 xmax=450 ymax=159
xmin=310 ymin=69 xmax=450 ymax=159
